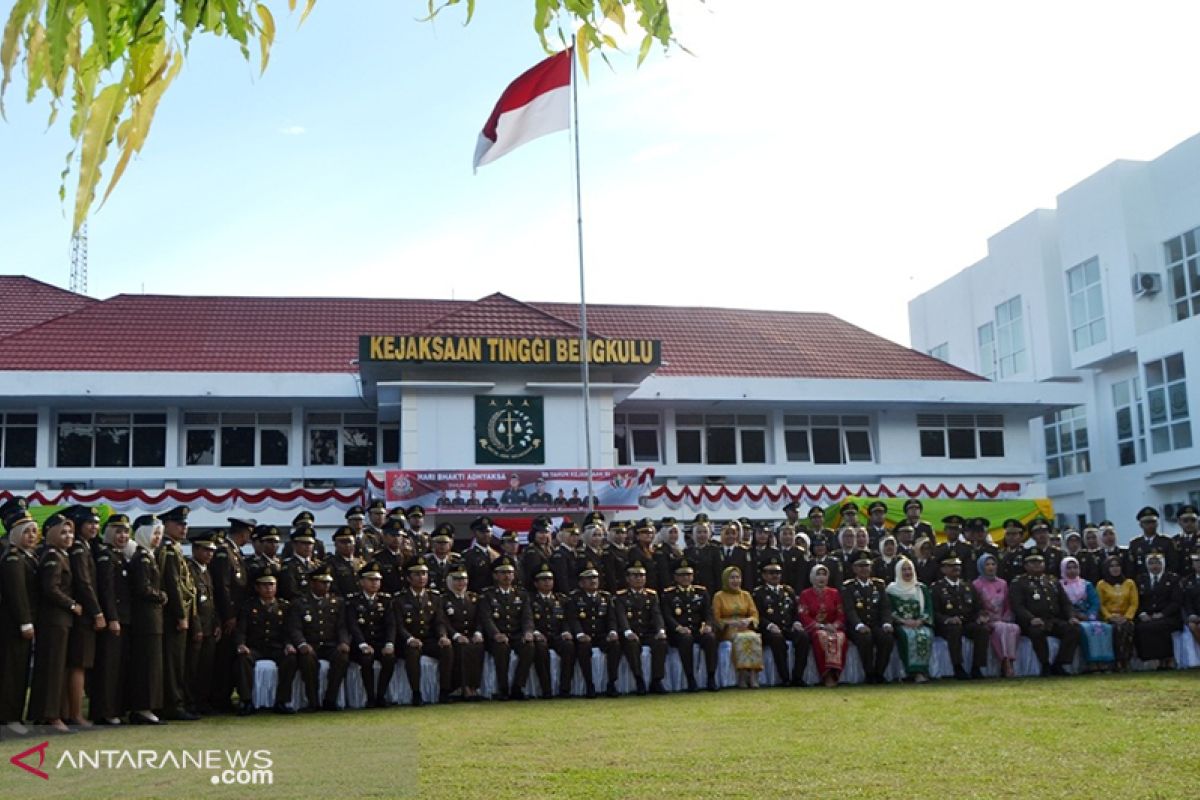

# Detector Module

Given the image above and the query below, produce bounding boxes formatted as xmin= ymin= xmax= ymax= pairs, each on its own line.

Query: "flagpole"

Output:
xmin=571 ymin=36 xmax=595 ymax=514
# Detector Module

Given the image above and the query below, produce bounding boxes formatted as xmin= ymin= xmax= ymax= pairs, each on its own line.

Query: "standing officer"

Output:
xmin=425 ymin=524 xmax=462 ymax=590
xmin=864 ymin=501 xmax=890 ymax=550
xmin=327 ymin=526 xmax=364 ymax=597
xmin=365 ymin=499 xmax=389 ymax=541
xmin=91 ymin=513 xmax=132 ymax=725
xmin=210 ymin=517 xmax=252 ymax=712
xmin=754 ymin=556 xmax=811 ymax=687
xmin=529 ymin=563 xmax=576 ymax=698
xmin=997 ymin=519 xmax=1028 ymax=581
xmin=185 ymin=531 xmax=220 ymax=715
xmin=776 ymin=524 xmax=808 ymax=594
xmin=717 ymin=522 xmax=756 ymax=592
xmin=480 ymin=556 xmax=534 ymax=701
xmin=1128 ymin=506 xmax=1177 ymax=575
xmin=245 ymin=524 xmax=283 ymax=585
xmin=549 ymin=521 xmax=581 ymax=595
xmin=662 ymin=559 xmax=719 ymax=692
xmin=288 ymin=563 xmax=351 ymax=711
xmin=1009 ymin=554 xmax=1080 ymax=676
xmin=234 ymin=567 xmax=297 ymax=716
xmin=684 ymin=515 xmax=722 ymax=595
xmin=279 ymin=525 xmax=321 ymax=601
xmin=462 ymin=517 xmax=498 ymax=593
xmin=568 ymin=561 xmax=621 ymax=698
xmin=933 ymin=515 xmax=973 ymax=573
xmin=441 ymin=565 xmax=485 ymax=701
xmin=394 ymin=559 xmax=453 ymax=706
xmin=158 ymin=505 xmax=198 ymax=721
xmin=375 ymin=523 xmax=411 ymax=595
xmin=345 ymin=505 xmax=378 ymax=560
xmin=345 ymin=561 xmax=397 ymax=708
xmin=63 ymin=505 xmax=105 ymax=727
xmin=842 ymin=555 xmax=893 ymax=684
xmin=902 ymin=500 xmax=935 ymax=544
xmin=613 ymin=560 xmax=668 ymax=695
xmin=931 ymin=556 xmax=988 ymax=680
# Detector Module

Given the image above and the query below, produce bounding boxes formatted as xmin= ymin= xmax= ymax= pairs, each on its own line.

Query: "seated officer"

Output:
xmin=842 ymin=555 xmax=894 ymax=685
xmin=931 ymin=555 xmax=988 ymax=680
xmin=568 ymin=561 xmax=622 ymax=698
xmin=1009 ymin=553 xmax=1080 ymax=676
xmin=480 ymin=556 xmax=534 ymax=700
xmin=754 ymin=556 xmax=811 ymax=687
xmin=614 ymin=560 xmax=668 ymax=696
xmin=345 ymin=561 xmax=397 ymax=708
xmin=288 ymin=563 xmax=351 ymax=711
xmin=394 ymin=558 xmax=453 ymax=706
xmin=529 ymin=563 xmax=576 ymax=698
xmin=662 ymin=559 xmax=718 ymax=692
xmin=441 ymin=565 xmax=485 ymax=701
xmin=235 ymin=567 xmax=298 ymax=716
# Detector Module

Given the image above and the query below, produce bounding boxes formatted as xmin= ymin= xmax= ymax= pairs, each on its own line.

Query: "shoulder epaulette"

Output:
xmin=841 ymin=578 xmax=855 ymax=586
xmin=616 ymin=589 xmax=629 ymax=595
xmin=644 ymin=588 xmax=657 ymax=595
xmin=663 ymin=586 xmax=678 ymax=593
xmin=693 ymin=583 xmax=708 ymax=592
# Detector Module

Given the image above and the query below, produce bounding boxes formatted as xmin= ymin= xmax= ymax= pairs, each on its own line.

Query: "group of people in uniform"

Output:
xmin=1 ymin=494 xmax=1197 ymax=734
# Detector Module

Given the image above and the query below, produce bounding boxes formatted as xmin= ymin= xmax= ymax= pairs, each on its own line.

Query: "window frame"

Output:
xmin=613 ymin=412 xmax=663 ymax=465
xmin=55 ymin=411 xmax=167 ymax=468
xmin=673 ymin=413 xmax=774 ymax=466
xmin=182 ymin=411 xmax=294 ymax=468
xmin=1065 ymin=257 xmax=1107 ymax=352
xmin=1164 ymin=225 xmax=1200 ymax=322
xmin=1143 ymin=354 xmax=1192 ymax=454
xmin=304 ymin=411 xmax=396 ymax=468
xmin=0 ymin=411 xmax=38 ymax=468
xmin=782 ymin=414 xmax=874 ymax=465
xmin=917 ymin=413 xmax=1006 ymax=460
xmin=1043 ymin=406 xmax=1091 ymax=480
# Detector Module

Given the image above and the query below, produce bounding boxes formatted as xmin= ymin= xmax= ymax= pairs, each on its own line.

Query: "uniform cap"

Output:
xmin=161 ymin=505 xmax=190 ymax=523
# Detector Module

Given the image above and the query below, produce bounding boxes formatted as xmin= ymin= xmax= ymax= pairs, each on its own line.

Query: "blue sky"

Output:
xmin=4 ymin=0 xmax=1200 ymax=347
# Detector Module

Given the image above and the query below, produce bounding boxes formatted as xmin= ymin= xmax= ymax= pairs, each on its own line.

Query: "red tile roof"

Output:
xmin=0 ymin=276 xmax=95 ymax=341
xmin=0 ymin=278 xmax=982 ymax=381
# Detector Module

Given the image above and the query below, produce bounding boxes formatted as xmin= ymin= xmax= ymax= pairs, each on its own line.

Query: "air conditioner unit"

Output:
xmin=1131 ymin=272 xmax=1162 ymax=297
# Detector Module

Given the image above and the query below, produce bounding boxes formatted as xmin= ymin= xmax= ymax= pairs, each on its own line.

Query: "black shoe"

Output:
xmin=707 ymin=677 xmax=719 ymax=692
xmin=953 ymin=667 xmax=970 ymax=681
xmin=300 ymin=705 xmax=320 ymax=714
xmin=1049 ymin=664 xmax=1068 ymax=677
xmin=635 ymin=678 xmax=647 ymax=696
xmin=585 ymin=685 xmax=597 ymax=699
xmin=273 ymin=703 xmax=295 ymax=715
xmin=237 ymin=703 xmax=255 ymax=717
xmin=411 ymin=695 xmax=424 ymax=707
xmin=970 ymin=667 xmax=984 ymax=680
xmin=375 ymin=698 xmax=393 ymax=708
xmin=650 ymin=680 xmax=668 ymax=695
xmin=605 ymin=683 xmax=619 ymax=698
xmin=686 ymin=680 xmax=698 ymax=693
xmin=439 ymin=692 xmax=454 ymax=704
xmin=164 ymin=708 xmax=200 ymax=721
xmin=510 ymin=688 xmax=526 ymax=701
xmin=322 ymin=701 xmax=340 ymax=712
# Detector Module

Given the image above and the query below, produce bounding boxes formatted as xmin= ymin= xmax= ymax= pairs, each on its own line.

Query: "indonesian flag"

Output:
xmin=473 ymin=48 xmax=572 ymax=171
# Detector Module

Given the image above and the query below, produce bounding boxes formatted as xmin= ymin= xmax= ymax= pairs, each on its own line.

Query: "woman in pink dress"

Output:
xmin=796 ymin=564 xmax=847 ymax=687
xmin=972 ymin=553 xmax=1021 ymax=677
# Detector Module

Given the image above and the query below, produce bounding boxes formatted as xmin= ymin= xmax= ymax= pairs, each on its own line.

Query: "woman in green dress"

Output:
xmin=885 ymin=557 xmax=933 ymax=683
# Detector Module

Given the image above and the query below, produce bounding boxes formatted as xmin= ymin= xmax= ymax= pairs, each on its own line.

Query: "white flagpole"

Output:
xmin=571 ymin=37 xmax=595 ymax=514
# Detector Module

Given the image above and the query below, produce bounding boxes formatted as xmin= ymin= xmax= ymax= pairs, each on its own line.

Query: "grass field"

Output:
xmin=2 ymin=672 xmax=1197 ymax=799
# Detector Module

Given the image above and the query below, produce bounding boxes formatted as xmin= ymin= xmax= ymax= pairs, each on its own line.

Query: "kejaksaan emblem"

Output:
xmin=476 ymin=396 xmax=544 ymax=464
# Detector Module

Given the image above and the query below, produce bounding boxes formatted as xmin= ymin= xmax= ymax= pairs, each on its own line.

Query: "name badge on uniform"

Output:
xmin=304 ymin=613 xmax=313 ymax=623
xmin=946 ymin=603 xmax=954 ymax=610
xmin=199 ymin=594 xmax=208 ymax=604
xmin=674 ymin=607 xmax=682 ymax=616
xmin=1032 ymin=593 xmax=1041 ymax=600
xmin=579 ymin=611 xmax=587 ymax=619
xmin=447 ymin=607 xmax=455 ymax=616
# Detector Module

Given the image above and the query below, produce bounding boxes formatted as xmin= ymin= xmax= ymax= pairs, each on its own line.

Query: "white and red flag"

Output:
xmin=473 ymin=48 xmax=572 ymax=171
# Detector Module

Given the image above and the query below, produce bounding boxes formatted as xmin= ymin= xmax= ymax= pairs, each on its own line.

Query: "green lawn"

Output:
xmin=3 ymin=672 xmax=1197 ymax=799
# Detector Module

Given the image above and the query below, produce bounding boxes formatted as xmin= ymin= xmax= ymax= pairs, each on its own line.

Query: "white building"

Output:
xmin=0 ymin=277 xmax=1078 ymax=532
xmin=909 ymin=132 xmax=1200 ymax=533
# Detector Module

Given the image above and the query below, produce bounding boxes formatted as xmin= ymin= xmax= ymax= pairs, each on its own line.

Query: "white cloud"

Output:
xmin=279 ymin=125 xmax=306 ymax=136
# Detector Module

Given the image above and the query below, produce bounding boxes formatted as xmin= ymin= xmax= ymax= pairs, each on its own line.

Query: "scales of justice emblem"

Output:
xmin=479 ymin=397 xmax=542 ymax=461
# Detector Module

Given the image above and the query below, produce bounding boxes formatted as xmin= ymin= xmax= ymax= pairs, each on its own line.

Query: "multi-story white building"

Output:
xmin=909 ymin=132 xmax=1200 ymax=533
xmin=0 ymin=277 xmax=1078 ymax=532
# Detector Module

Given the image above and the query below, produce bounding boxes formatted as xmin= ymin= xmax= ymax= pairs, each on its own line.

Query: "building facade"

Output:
xmin=0 ymin=278 xmax=1078 ymax=532
xmin=909 ymin=132 xmax=1200 ymax=533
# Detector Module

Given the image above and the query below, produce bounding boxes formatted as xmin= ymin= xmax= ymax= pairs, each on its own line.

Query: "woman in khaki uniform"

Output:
xmin=28 ymin=513 xmax=82 ymax=733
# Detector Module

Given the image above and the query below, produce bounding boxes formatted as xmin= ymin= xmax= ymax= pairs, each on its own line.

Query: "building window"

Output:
xmin=995 ymin=296 xmax=1027 ymax=378
xmin=184 ymin=411 xmax=291 ymax=467
xmin=927 ymin=343 xmax=949 ymax=362
xmin=56 ymin=412 xmax=166 ymax=468
xmin=613 ymin=413 xmax=661 ymax=465
xmin=1144 ymin=354 xmax=1192 ymax=454
xmin=918 ymin=414 xmax=1005 ymax=459
xmin=1043 ymin=406 xmax=1090 ymax=479
xmin=1066 ymin=258 xmax=1106 ymax=351
xmin=1112 ymin=377 xmax=1146 ymax=466
xmin=306 ymin=412 xmax=397 ymax=467
xmin=675 ymin=414 xmax=770 ymax=465
xmin=977 ymin=323 xmax=996 ymax=380
xmin=1165 ymin=226 xmax=1200 ymax=322
xmin=0 ymin=412 xmax=37 ymax=468
xmin=782 ymin=414 xmax=873 ymax=465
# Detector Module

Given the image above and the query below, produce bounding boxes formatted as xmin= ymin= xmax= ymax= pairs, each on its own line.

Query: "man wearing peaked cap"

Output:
xmin=550 ymin=519 xmax=581 ymax=595
xmin=425 ymin=523 xmax=462 ymax=590
xmin=462 ymin=517 xmax=498 ymax=594
xmin=479 ymin=555 xmax=534 ymax=700
xmin=365 ymin=499 xmax=388 ymax=536
xmin=234 ymin=564 xmax=297 ymax=716
xmin=326 ymin=526 xmax=364 ymax=599
xmin=279 ymin=525 xmax=321 ymax=603
xmin=287 ymin=562 xmax=351 ymax=711
xmin=184 ymin=529 xmax=220 ymax=715
xmin=781 ymin=501 xmax=801 ymax=526
xmin=440 ymin=562 xmax=486 ymax=701
xmin=1174 ymin=504 xmax=1200 ymax=574
xmin=663 ymin=558 xmax=719 ymax=691
xmin=158 ymin=504 xmax=199 ymax=721
xmin=863 ymin=501 xmax=889 ymax=550
xmin=208 ymin=517 xmax=253 ymax=713
xmin=394 ymin=557 xmax=453 ymax=706
xmin=246 ymin=525 xmax=283 ymax=586
xmin=934 ymin=515 xmax=974 ymax=581
xmin=1009 ymin=551 xmax=1079 ymax=676
xmin=345 ymin=560 xmax=397 ymax=708
xmin=902 ymin=499 xmax=935 ymax=545
xmin=1129 ymin=506 xmax=1177 ymax=575
xmin=753 ymin=556 xmax=811 ymax=687
xmin=528 ymin=561 xmax=576 ymax=698
xmin=613 ymin=559 xmax=668 ymax=695
xmin=931 ymin=554 xmax=987 ymax=680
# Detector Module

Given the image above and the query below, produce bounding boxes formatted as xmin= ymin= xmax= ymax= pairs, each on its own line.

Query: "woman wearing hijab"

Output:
xmin=872 ymin=537 xmax=900 ymax=584
xmin=1060 ymin=556 xmax=1113 ymax=670
xmin=912 ymin=537 xmax=940 ymax=586
xmin=91 ymin=514 xmax=135 ymax=725
xmin=1133 ymin=552 xmax=1181 ymax=669
xmin=712 ymin=566 xmax=763 ymax=688
xmin=885 ymin=557 xmax=933 ymax=683
xmin=797 ymin=563 xmax=846 ymax=687
xmin=127 ymin=515 xmax=168 ymax=724
xmin=971 ymin=553 xmax=1020 ymax=677
xmin=1096 ymin=555 xmax=1137 ymax=671
xmin=0 ymin=511 xmax=40 ymax=735
xmin=28 ymin=514 xmax=81 ymax=733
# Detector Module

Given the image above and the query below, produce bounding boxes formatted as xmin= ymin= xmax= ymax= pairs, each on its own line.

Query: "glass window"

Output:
xmin=995 ymin=296 xmax=1027 ymax=378
xmin=1164 ymin=225 xmax=1200 ymax=322
xmin=1112 ymin=378 xmax=1146 ymax=466
xmin=1143 ymin=354 xmax=1192 ymax=454
xmin=740 ymin=429 xmax=766 ymax=463
xmin=614 ymin=412 xmax=662 ymax=464
xmin=0 ymin=412 xmax=37 ymax=468
xmin=1066 ymin=258 xmax=1107 ymax=351
xmin=56 ymin=412 xmax=165 ymax=468
xmin=185 ymin=411 xmax=293 ymax=467
xmin=304 ymin=412 xmax=389 ymax=467
xmin=1043 ymin=406 xmax=1089 ymax=479
xmin=705 ymin=426 xmax=736 ymax=465
xmin=918 ymin=414 xmax=1005 ymax=460
xmin=675 ymin=429 xmax=702 ymax=464
xmin=784 ymin=415 xmax=872 ymax=464
xmin=784 ymin=429 xmax=810 ymax=462
xmin=928 ymin=343 xmax=949 ymax=362
xmin=977 ymin=323 xmax=996 ymax=380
